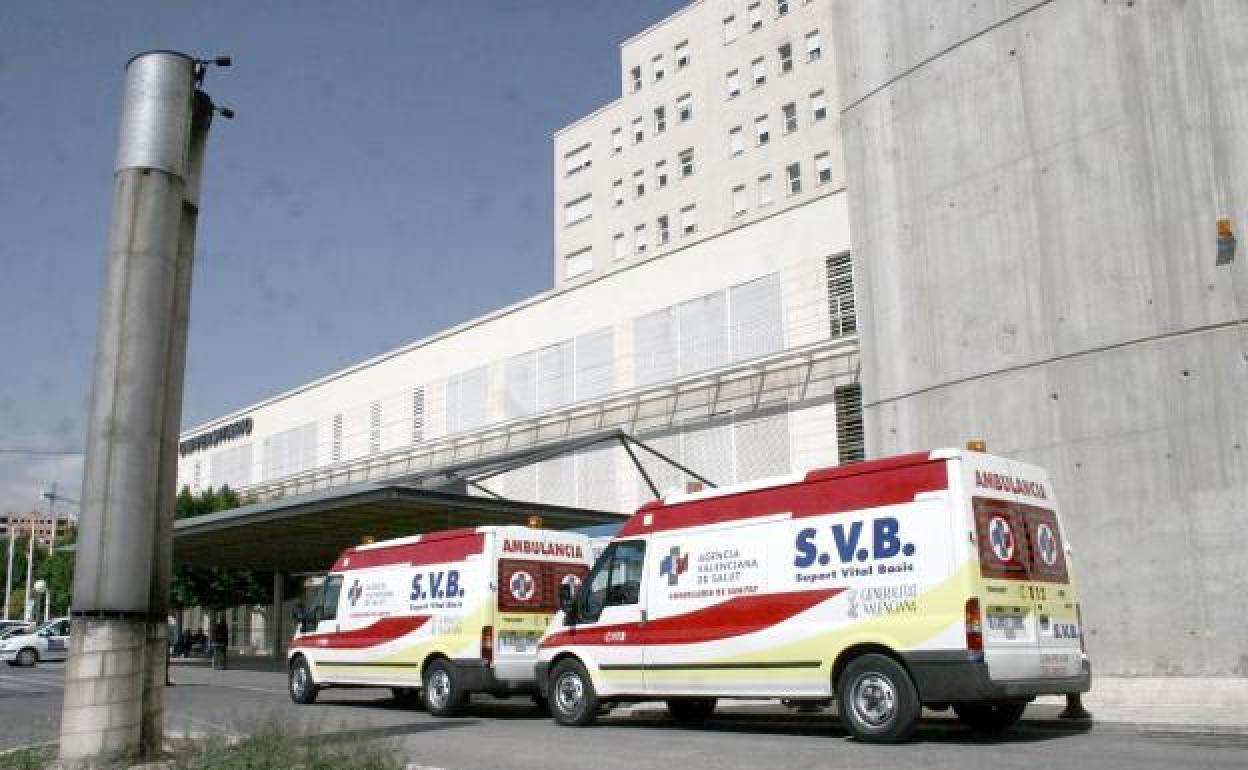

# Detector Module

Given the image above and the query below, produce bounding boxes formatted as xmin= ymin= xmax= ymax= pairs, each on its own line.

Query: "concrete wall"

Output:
xmin=831 ymin=0 xmax=1248 ymax=675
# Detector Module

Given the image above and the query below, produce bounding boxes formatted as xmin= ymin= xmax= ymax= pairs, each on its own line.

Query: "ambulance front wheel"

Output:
xmin=423 ymin=659 xmax=467 ymax=717
xmin=549 ymin=658 xmax=599 ymax=727
xmin=288 ymin=656 xmax=319 ymax=704
xmin=836 ymin=653 xmax=921 ymax=743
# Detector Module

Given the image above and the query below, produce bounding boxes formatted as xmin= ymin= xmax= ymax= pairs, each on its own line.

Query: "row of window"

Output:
xmin=723 ymin=0 xmax=813 ymax=46
xmin=609 ymin=204 xmax=698 ymax=263
xmin=728 ymin=91 xmax=827 ymax=157
xmin=629 ymin=40 xmax=690 ymax=93
xmin=561 ymin=96 xmax=695 ymax=181
xmin=724 ymin=31 xmax=822 ymax=99
xmin=612 ymin=148 xmax=695 ymax=207
xmin=731 ymin=151 xmax=835 ymax=216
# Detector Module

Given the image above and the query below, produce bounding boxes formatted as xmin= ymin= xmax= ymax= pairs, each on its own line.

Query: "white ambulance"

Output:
xmin=536 ymin=449 xmax=1091 ymax=742
xmin=288 ymin=525 xmax=592 ymax=715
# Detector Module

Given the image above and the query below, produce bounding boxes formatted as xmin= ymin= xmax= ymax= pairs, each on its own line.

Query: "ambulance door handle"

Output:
xmin=640 ymin=610 xmax=647 ymax=626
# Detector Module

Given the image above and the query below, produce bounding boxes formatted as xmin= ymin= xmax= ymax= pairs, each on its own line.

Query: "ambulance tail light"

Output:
xmin=481 ymin=625 xmax=494 ymax=666
xmin=965 ymin=598 xmax=984 ymax=661
xmin=1075 ymin=604 xmax=1087 ymax=653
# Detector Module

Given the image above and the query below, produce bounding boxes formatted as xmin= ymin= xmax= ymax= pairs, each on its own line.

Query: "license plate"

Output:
xmin=987 ymin=612 xmax=1025 ymax=639
xmin=501 ymin=632 xmax=535 ymax=652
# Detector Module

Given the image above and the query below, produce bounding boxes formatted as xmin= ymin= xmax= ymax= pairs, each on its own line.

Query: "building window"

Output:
xmin=752 ymin=57 xmax=766 ymax=87
xmin=633 ymin=169 xmax=645 ymax=199
xmin=834 ymin=383 xmax=865 ymax=463
xmin=613 ymin=179 xmax=624 ymax=206
xmin=679 ymin=148 xmax=695 ymax=177
xmin=782 ymin=102 xmax=798 ymax=134
xmin=634 ymin=224 xmax=647 ymax=255
xmin=732 ymin=185 xmax=747 ymax=217
xmin=806 ymin=30 xmax=822 ymax=61
xmin=725 ymin=70 xmax=740 ymax=99
xmin=654 ymin=106 xmax=666 ymax=134
xmin=612 ymin=127 xmax=623 ymax=154
xmin=786 ymin=162 xmax=802 ymax=195
xmin=563 ymin=143 xmax=592 ymax=176
xmin=827 ymin=251 xmax=857 ymax=337
xmin=755 ymin=115 xmax=770 ymax=146
xmin=677 ymin=93 xmax=693 ymax=122
xmin=564 ymin=194 xmax=593 ymax=226
xmin=723 ymin=15 xmax=739 ymax=44
xmin=810 ymin=90 xmax=828 ymax=122
xmin=675 ymin=40 xmax=690 ymax=69
xmin=729 ymin=126 xmax=744 ymax=156
xmin=779 ymin=43 xmax=793 ymax=73
xmin=657 ymin=214 xmax=670 ymax=245
xmin=815 ymin=151 xmax=832 ymax=184
xmin=652 ymin=54 xmax=664 ymax=82
xmin=748 ymin=2 xmax=763 ymax=30
xmin=565 ymin=246 xmax=592 ymax=278
xmin=776 ymin=0 xmax=790 ymax=17
xmin=655 ymin=159 xmax=668 ymax=189
xmin=613 ymin=233 xmax=627 ymax=260
xmin=630 ymin=65 xmax=643 ymax=92
xmin=758 ymin=173 xmax=774 ymax=207
xmin=680 ymin=204 xmax=697 ymax=236
xmin=632 ymin=116 xmax=644 ymax=145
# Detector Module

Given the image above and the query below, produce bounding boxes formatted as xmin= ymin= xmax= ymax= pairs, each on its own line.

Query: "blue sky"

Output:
xmin=0 ymin=0 xmax=687 ymax=515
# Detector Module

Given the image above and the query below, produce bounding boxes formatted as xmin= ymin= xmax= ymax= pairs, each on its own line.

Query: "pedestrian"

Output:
xmin=211 ymin=616 xmax=229 ymax=670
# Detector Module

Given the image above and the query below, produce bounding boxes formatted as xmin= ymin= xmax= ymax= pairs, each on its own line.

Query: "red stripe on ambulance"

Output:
xmin=298 ymin=614 xmax=431 ymax=649
xmin=332 ymin=531 xmax=486 ymax=571
xmin=539 ymin=588 xmax=843 ymax=648
xmin=620 ymin=453 xmax=946 ymax=537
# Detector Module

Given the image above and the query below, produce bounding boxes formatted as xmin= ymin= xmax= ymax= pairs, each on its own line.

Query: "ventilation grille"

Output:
xmin=834 ymin=384 xmax=865 ymax=464
xmin=411 ymin=386 xmax=425 ymax=444
xmin=826 ymin=252 xmax=857 ymax=337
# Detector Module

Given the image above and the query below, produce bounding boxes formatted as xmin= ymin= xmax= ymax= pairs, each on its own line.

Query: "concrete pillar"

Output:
xmin=60 ymin=51 xmax=200 ymax=763
xmin=271 ymin=572 xmax=285 ymax=661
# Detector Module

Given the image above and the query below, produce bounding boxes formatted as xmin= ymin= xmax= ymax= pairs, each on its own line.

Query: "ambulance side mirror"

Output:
xmin=558 ymin=583 xmax=577 ymax=618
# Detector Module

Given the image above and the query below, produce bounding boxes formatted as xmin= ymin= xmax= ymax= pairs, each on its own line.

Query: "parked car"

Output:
xmin=1 ymin=617 xmax=70 ymax=666
xmin=0 ymin=623 xmax=34 ymax=640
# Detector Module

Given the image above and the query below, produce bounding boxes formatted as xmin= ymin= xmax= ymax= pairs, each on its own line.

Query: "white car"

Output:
xmin=1 ymin=617 xmax=70 ymax=666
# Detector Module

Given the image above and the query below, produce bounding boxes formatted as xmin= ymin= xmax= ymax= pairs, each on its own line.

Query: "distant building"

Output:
xmin=0 ymin=512 xmax=77 ymax=547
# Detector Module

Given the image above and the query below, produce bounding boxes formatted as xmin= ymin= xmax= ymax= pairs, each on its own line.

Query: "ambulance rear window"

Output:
xmin=973 ymin=498 xmax=1068 ymax=583
xmin=498 ymin=559 xmax=590 ymax=613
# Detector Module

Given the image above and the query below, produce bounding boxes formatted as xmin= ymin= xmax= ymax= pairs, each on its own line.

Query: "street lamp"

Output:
xmin=32 ymin=580 xmax=48 ymax=624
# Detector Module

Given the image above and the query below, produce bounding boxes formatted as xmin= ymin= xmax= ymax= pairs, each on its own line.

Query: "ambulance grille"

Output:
xmin=834 ymin=383 xmax=865 ymax=463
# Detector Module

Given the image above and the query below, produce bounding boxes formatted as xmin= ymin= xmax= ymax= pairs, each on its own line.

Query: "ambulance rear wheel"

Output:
xmin=666 ymin=697 xmax=717 ymax=725
xmin=423 ymin=659 xmax=467 ymax=717
xmin=837 ymin=654 xmax=920 ymax=743
xmin=549 ymin=658 xmax=598 ymax=726
xmin=952 ymin=701 xmax=1027 ymax=733
xmin=288 ymin=656 xmax=319 ymax=704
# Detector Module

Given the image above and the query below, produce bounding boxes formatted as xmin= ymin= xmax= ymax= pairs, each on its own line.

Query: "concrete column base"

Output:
xmin=59 ymin=617 xmax=148 ymax=763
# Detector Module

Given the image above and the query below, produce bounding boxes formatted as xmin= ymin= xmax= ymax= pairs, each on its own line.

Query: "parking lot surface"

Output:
xmin=1 ymin=663 xmax=1245 ymax=769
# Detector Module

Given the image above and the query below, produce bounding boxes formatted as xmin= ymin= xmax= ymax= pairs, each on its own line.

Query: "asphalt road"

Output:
xmin=1 ymin=663 xmax=1245 ymax=770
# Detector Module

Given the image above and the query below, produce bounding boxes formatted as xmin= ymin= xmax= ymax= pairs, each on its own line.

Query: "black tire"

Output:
xmin=548 ymin=658 xmax=599 ymax=726
xmin=288 ymin=656 xmax=319 ymax=704
xmin=391 ymin=687 xmax=423 ymax=708
xmin=836 ymin=653 xmax=921 ymax=743
xmin=952 ymin=701 xmax=1027 ymax=733
xmin=666 ymin=697 xmax=717 ymax=725
xmin=422 ymin=659 xmax=468 ymax=717
xmin=16 ymin=648 xmax=37 ymax=667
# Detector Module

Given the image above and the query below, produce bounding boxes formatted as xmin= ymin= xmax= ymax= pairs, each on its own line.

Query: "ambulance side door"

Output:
xmin=574 ymin=540 xmax=648 ymax=695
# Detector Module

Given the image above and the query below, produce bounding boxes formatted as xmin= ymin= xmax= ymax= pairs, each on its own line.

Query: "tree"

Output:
xmin=171 ymin=486 xmax=271 ymax=611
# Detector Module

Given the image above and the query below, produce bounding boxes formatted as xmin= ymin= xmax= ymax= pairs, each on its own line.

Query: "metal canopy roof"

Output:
xmin=172 ymin=482 xmax=628 ymax=574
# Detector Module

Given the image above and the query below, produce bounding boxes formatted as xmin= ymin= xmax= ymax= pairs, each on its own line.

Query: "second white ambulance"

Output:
xmin=289 ymin=525 xmax=591 ymax=715
xmin=537 ymin=448 xmax=1091 ymax=742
